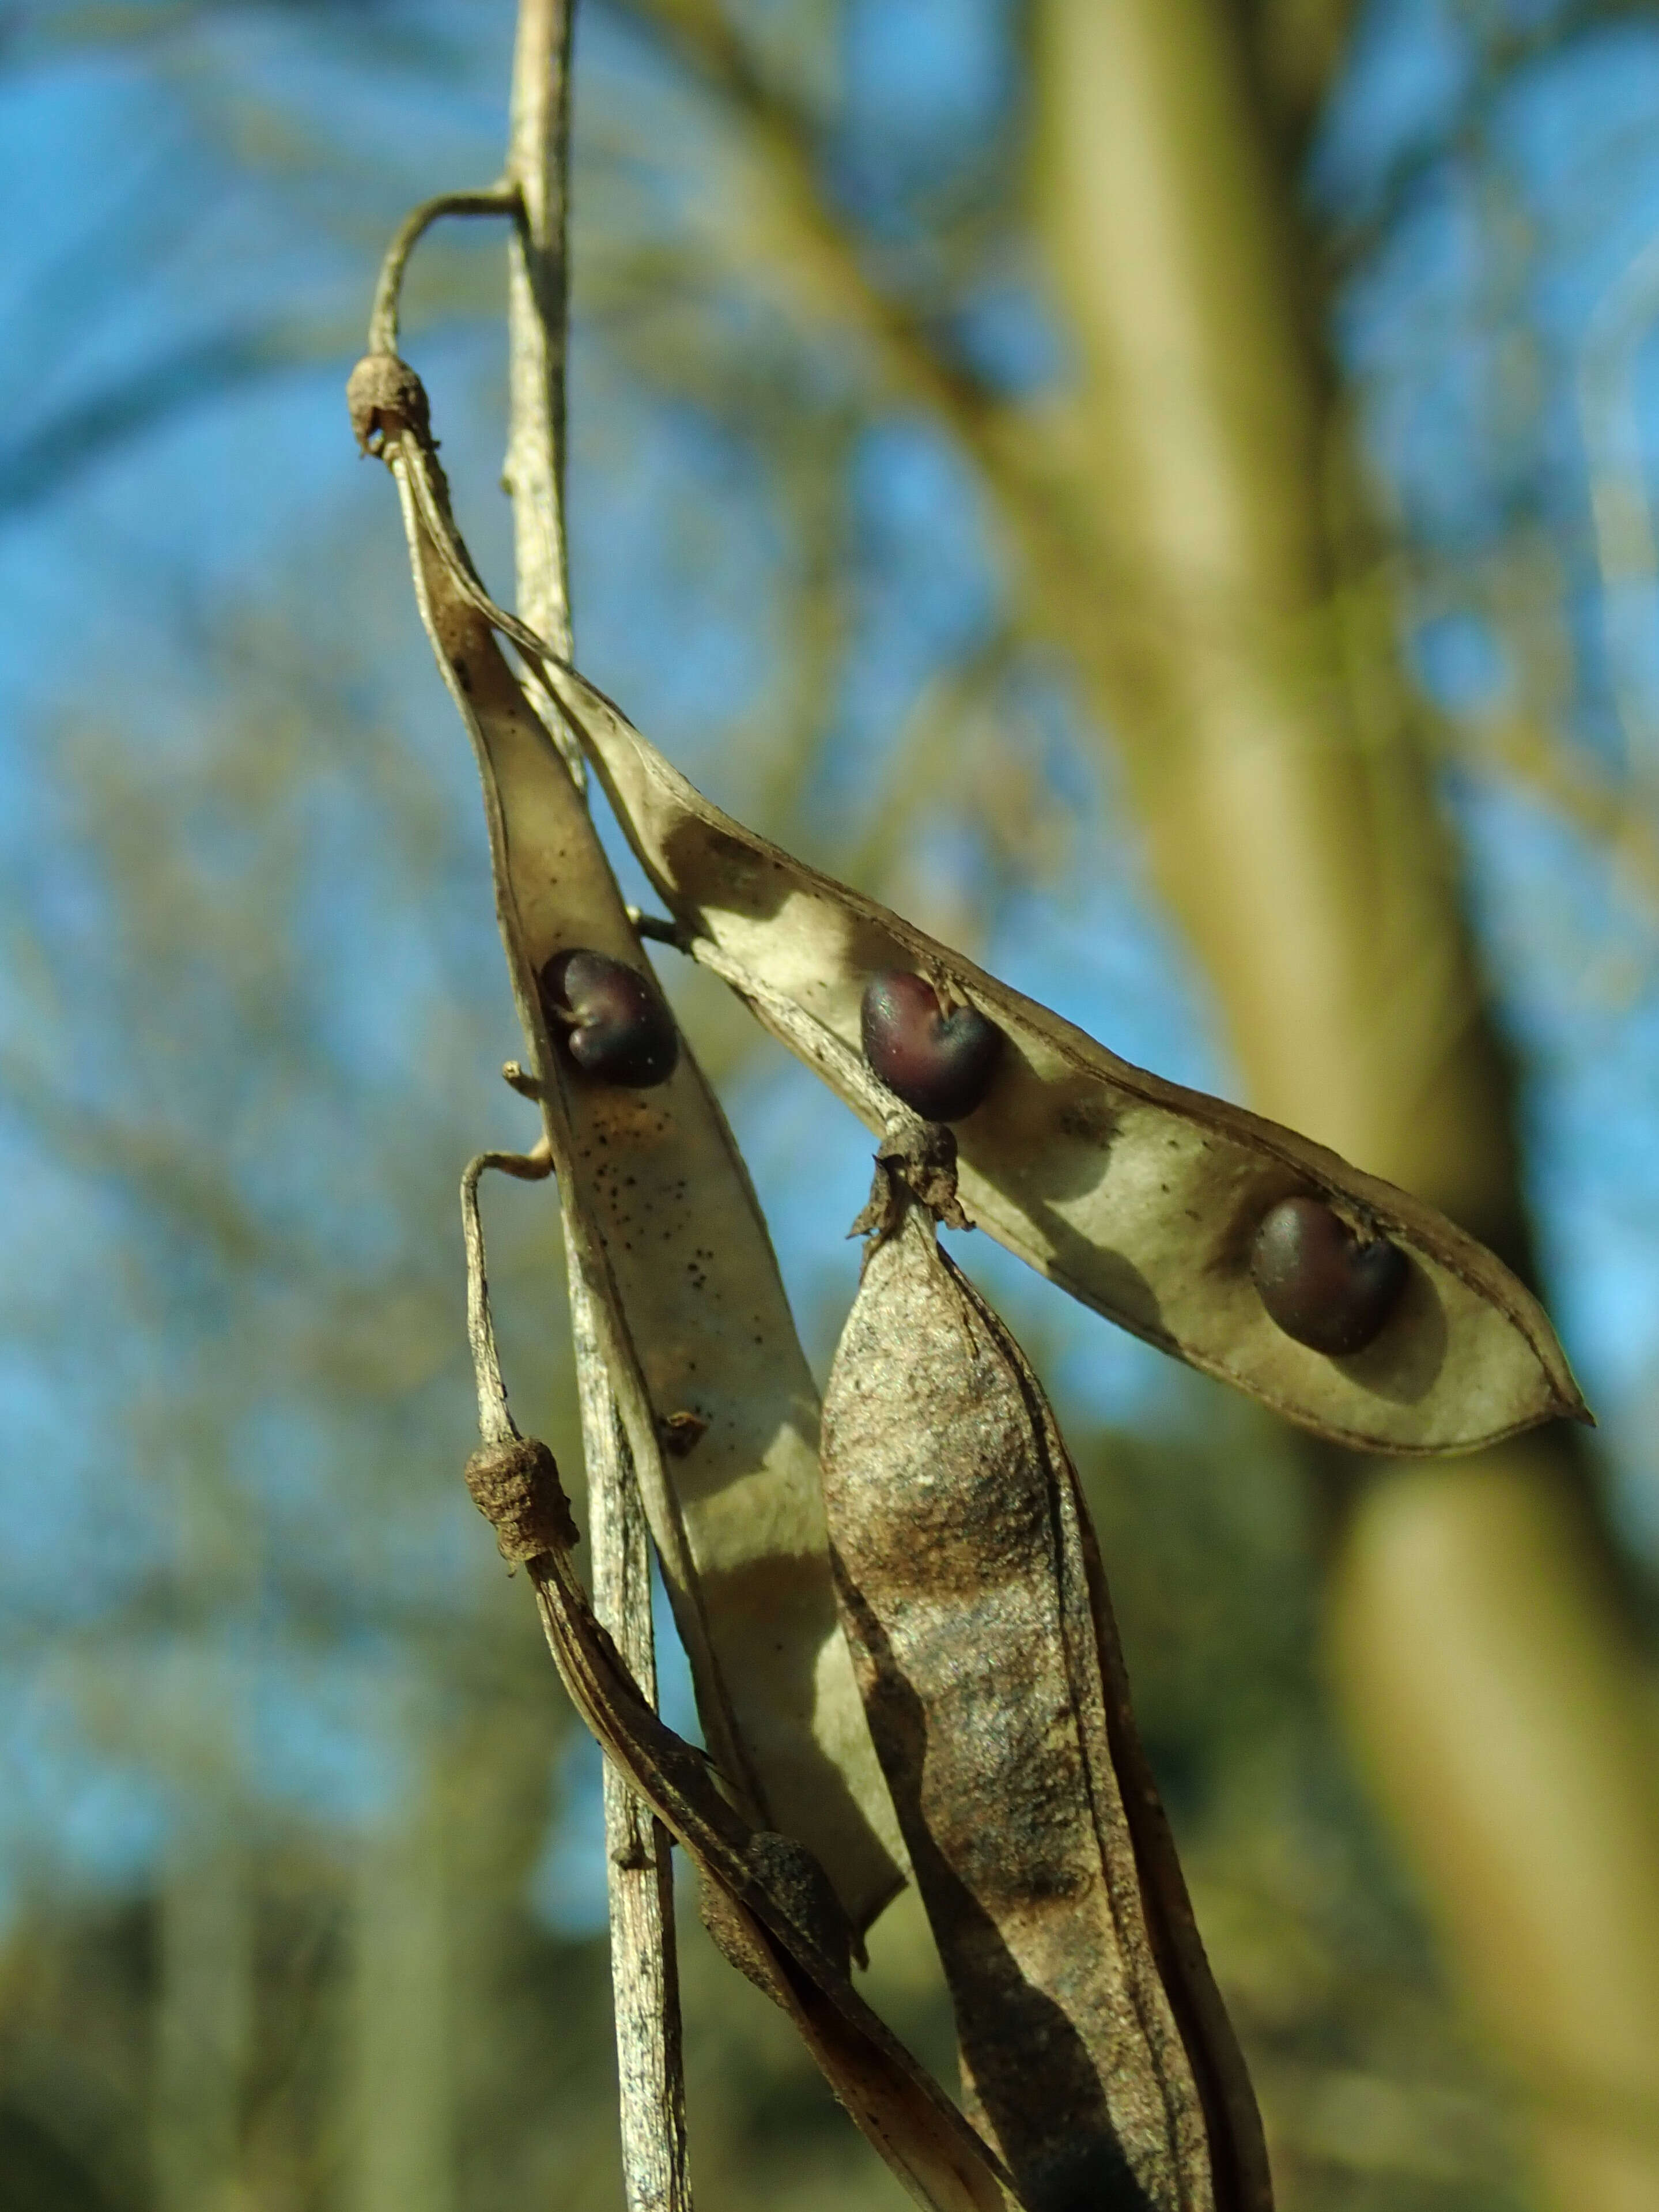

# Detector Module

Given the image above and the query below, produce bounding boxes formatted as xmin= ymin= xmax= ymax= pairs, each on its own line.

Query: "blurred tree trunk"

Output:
xmin=154 ymin=1835 xmax=250 ymax=2212
xmin=1033 ymin=0 xmax=1659 ymax=2200
xmin=152 ymin=1443 xmax=255 ymax=2212
xmin=348 ymin=1749 xmax=454 ymax=2212
xmin=153 ymin=1673 xmax=251 ymax=2212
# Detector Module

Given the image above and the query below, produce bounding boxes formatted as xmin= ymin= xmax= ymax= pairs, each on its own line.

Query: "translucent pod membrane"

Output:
xmin=547 ymin=660 xmax=1588 ymax=1458
xmin=383 ymin=434 xmax=907 ymax=1930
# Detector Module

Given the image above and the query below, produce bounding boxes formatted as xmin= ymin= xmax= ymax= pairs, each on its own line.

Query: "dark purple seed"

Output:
xmin=539 ymin=949 xmax=679 ymax=1088
xmin=860 ymin=969 xmax=1004 ymax=1123
xmin=1250 ymin=1195 xmax=1408 ymax=1356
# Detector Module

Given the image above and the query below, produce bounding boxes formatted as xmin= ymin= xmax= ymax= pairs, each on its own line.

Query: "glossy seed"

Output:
xmin=1251 ymin=1195 xmax=1408 ymax=1356
xmin=539 ymin=948 xmax=679 ymax=1088
xmin=860 ymin=970 xmax=1004 ymax=1123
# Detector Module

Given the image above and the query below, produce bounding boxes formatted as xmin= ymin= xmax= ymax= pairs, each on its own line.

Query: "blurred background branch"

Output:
xmin=6 ymin=3 xmax=1659 ymax=2209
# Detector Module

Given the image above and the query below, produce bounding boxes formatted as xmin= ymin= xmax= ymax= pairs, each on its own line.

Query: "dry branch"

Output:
xmin=501 ymin=12 xmax=691 ymax=2204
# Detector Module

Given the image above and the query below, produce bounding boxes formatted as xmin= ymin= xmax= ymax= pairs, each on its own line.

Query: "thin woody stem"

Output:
xmin=503 ymin=6 xmax=693 ymax=2209
xmin=367 ymin=187 xmax=521 ymax=357
xmin=460 ymin=1146 xmax=551 ymax=1447
xmin=505 ymin=0 xmax=575 ymax=659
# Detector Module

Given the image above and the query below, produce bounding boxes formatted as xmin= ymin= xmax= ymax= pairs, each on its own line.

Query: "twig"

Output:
xmin=461 ymin=1145 xmax=553 ymax=1444
xmin=505 ymin=0 xmax=576 ymax=662
xmin=462 ymin=1139 xmax=690 ymax=2209
xmin=568 ymin=1283 xmax=691 ymax=2212
xmin=607 ymin=0 xmax=1168 ymax=739
xmin=367 ymin=187 xmax=521 ymax=358
xmin=503 ymin=6 xmax=693 ymax=2208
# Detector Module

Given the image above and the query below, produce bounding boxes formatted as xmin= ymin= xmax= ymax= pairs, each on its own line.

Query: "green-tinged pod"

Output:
xmin=364 ymin=373 xmax=906 ymax=1930
xmin=822 ymin=1169 xmax=1272 ymax=2212
xmin=542 ymin=662 xmax=1588 ymax=1457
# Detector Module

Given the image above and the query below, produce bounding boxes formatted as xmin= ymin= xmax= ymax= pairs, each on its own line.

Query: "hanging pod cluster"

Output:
xmin=353 ymin=315 xmax=1585 ymax=2211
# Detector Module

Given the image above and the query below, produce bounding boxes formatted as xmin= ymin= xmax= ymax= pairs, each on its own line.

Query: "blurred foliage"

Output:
xmin=4 ymin=1 xmax=1659 ymax=2209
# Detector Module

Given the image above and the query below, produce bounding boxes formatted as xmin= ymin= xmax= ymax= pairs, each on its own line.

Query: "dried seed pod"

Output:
xmin=380 ymin=423 xmax=906 ymax=1932
xmin=1252 ymin=1195 xmax=1408 ymax=1356
xmin=540 ymin=947 xmax=679 ymax=1088
xmin=514 ymin=1440 xmax=1019 ymax=2212
xmin=541 ymin=661 xmax=1587 ymax=1455
xmin=822 ymin=1175 xmax=1272 ymax=2212
xmin=861 ymin=971 xmax=1004 ymax=1122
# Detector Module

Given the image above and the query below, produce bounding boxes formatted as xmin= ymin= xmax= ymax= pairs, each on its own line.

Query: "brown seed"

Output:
xmin=860 ymin=970 xmax=1003 ymax=1122
xmin=539 ymin=948 xmax=678 ymax=1088
xmin=1251 ymin=1195 xmax=1407 ymax=1355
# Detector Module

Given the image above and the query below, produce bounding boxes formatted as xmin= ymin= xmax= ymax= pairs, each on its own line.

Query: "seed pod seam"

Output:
xmin=822 ymin=1195 xmax=1272 ymax=2211
xmin=365 ymin=481 xmax=1581 ymax=1455
xmin=535 ymin=659 xmax=1586 ymax=1457
xmin=373 ymin=410 xmax=908 ymax=1926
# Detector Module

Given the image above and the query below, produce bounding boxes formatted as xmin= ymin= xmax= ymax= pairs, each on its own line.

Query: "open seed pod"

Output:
xmin=540 ymin=662 xmax=1588 ymax=1457
xmin=359 ymin=362 xmax=906 ymax=1929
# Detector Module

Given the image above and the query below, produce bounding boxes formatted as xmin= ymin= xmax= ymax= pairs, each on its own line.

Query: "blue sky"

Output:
xmin=7 ymin=0 xmax=1659 ymax=1935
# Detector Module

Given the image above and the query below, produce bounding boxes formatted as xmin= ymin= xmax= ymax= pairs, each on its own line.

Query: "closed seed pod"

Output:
xmin=541 ymin=662 xmax=1588 ymax=1457
xmin=861 ymin=970 xmax=1004 ymax=1122
xmin=822 ymin=1175 xmax=1272 ymax=2212
xmin=513 ymin=1437 xmax=1019 ymax=2212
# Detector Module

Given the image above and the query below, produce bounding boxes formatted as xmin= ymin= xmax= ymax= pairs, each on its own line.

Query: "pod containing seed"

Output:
xmin=861 ymin=970 xmax=1003 ymax=1121
xmin=1251 ymin=1195 xmax=1407 ymax=1356
xmin=365 ymin=379 xmax=906 ymax=1931
xmin=538 ymin=661 xmax=1587 ymax=1457
xmin=540 ymin=946 xmax=679 ymax=1087
xmin=822 ymin=1170 xmax=1272 ymax=2212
